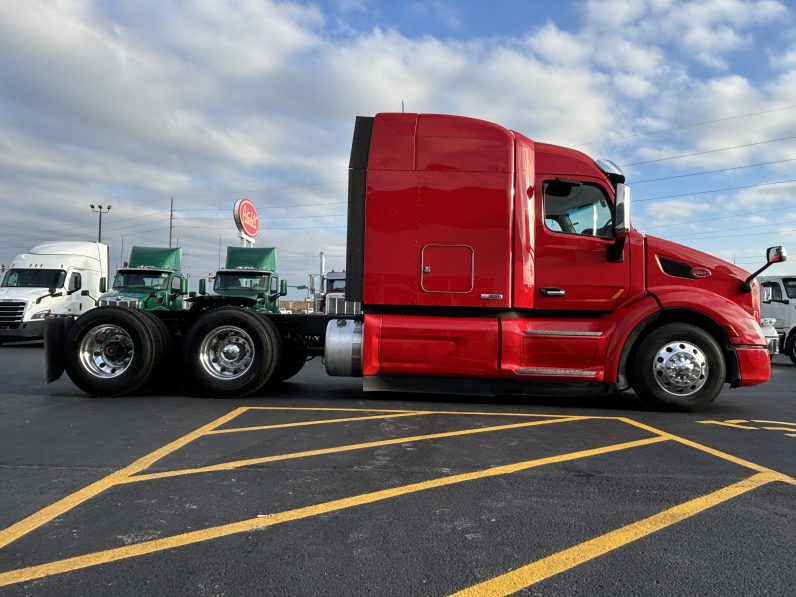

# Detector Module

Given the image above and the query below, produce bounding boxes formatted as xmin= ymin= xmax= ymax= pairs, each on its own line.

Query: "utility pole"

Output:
xmin=168 ymin=197 xmax=174 ymax=247
xmin=89 ymin=204 xmax=111 ymax=243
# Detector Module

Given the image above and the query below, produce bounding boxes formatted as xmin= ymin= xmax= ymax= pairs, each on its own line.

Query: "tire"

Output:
xmin=631 ymin=323 xmax=726 ymax=411
xmin=273 ymin=335 xmax=307 ymax=383
xmin=183 ymin=307 xmax=282 ymax=397
xmin=63 ymin=307 xmax=159 ymax=396
xmin=135 ymin=310 xmax=174 ymax=383
xmin=788 ymin=334 xmax=796 ymax=366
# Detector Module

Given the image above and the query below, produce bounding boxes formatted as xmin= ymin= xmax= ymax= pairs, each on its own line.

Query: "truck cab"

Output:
xmin=0 ymin=241 xmax=107 ymax=342
xmin=760 ymin=275 xmax=796 ymax=364
xmin=99 ymin=247 xmax=187 ymax=311
xmin=196 ymin=247 xmax=286 ymax=313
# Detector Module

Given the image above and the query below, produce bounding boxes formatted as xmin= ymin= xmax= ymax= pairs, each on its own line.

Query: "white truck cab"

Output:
xmin=760 ymin=275 xmax=796 ymax=364
xmin=0 ymin=241 xmax=108 ymax=343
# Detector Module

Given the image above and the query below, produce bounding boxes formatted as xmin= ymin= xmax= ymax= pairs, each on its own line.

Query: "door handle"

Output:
xmin=540 ymin=288 xmax=566 ymax=297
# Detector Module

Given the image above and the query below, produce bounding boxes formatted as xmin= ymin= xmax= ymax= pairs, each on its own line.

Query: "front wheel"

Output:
xmin=787 ymin=335 xmax=796 ymax=366
xmin=631 ymin=323 xmax=726 ymax=411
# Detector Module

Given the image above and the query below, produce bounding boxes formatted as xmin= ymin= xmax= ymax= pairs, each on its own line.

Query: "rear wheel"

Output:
xmin=184 ymin=307 xmax=282 ymax=397
xmin=631 ymin=323 xmax=725 ymax=411
xmin=273 ymin=335 xmax=307 ymax=383
xmin=63 ymin=307 xmax=158 ymax=396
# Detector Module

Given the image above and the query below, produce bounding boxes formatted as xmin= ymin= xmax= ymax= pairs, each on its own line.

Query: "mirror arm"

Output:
xmin=742 ymin=262 xmax=774 ymax=292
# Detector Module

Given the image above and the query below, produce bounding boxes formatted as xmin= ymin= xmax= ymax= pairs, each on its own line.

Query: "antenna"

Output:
xmin=401 ymin=99 xmax=405 ymax=113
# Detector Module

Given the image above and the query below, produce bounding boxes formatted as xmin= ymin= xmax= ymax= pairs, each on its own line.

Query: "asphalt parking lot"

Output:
xmin=0 ymin=344 xmax=794 ymax=596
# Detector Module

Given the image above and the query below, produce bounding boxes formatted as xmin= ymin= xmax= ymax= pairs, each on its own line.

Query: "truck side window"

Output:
xmin=763 ymin=282 xmax=782 ymax=301
xmin=171 ymin=276 xmax=182 ymax=292
xmin=783 ymin=278 xmax=796 ymax=299
xmin=543 ymin=181 xmax=613 ymax=239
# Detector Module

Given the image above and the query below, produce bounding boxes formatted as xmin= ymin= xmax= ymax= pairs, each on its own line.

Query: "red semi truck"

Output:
xmin=44 ymin=113 xmax=785 ymax=410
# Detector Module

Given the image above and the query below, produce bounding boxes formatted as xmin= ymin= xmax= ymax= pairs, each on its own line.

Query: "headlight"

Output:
xmin=750 ymin=318 xmax=765 ymax=341
xmin=30 ymin=310 xmax=51 ymax=320
xmin=761 ymin=318 xmax=776 ymax=327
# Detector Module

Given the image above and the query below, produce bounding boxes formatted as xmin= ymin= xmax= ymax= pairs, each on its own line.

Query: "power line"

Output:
xmin=632 ymin=158 xmax=796 ymax=184
xmin=143 ymin=180 xmax=347 ymax=201
xmin=174 ymin=201 xmax=347 ymax=212
xmin=576 ymin=103 xmax=796 ymax=147
xmin=666 ymin=217 xmax=796 ymax=240
xmin=621 ymin=135 xmax=796 ymax=167
xmin=175 ymin=214 xmax=346 ymax=221
xmin=644 ymin=202 xmax=796 ymax=230
xmin=635 ymin=179 xmax=795 ymax=203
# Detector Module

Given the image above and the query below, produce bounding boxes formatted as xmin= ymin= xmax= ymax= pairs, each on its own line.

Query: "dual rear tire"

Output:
xmin=63 ymin=307 xmax=283 ymax=397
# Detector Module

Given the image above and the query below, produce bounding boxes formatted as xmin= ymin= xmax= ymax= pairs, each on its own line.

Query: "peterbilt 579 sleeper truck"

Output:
xmin=44 ymin=113 xmax=786 ymax=410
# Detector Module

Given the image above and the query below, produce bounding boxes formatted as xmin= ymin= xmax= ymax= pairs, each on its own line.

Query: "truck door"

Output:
xmin=533 ymin=177 xmax=630 ymax=311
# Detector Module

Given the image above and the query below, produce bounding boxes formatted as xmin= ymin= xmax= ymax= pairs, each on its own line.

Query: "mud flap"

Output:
xmin=44 ymin=317 xmax=72 ymax=383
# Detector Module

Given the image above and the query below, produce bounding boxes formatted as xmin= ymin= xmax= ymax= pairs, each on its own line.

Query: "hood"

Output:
xmin=645 ymin=235 xmax=758 ymax=318
xmin=0 ymin=287 xmax=55 ymax=302
xmin=645 ymin=235 xmax=750 ymax=281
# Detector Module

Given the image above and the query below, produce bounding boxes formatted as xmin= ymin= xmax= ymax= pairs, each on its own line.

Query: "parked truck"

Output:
xmin=98 ymin=246 xmax=187 ymax=311
xmin=760 ymin=276 xmax=796 ymax=364
xmin=44 ymin=113 xmax=785 ymax=410
xmin=195 ymin=247 xmax=287 ymax=313
xmin=310 ymin=269 xmax=360 ymax=315
xmin=0 ymin=241 xmax=107 ymax=343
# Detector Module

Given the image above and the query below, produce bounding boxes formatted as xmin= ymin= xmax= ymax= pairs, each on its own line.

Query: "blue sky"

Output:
xmin=1 ymin=0 xmax=795 ymax=293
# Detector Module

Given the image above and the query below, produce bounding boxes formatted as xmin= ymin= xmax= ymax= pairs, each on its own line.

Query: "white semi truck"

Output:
xmin=760 ymin=275 xmax=796 ymax=364
xmin=0 ymin=241 xmax=108 ymax=343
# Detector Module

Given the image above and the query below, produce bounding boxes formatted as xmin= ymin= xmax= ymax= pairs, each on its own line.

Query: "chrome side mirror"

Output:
xmin=767 ymin=246 xmax=787 ymax=264
xmin=614 ymin=183 xmax=630 ymax=236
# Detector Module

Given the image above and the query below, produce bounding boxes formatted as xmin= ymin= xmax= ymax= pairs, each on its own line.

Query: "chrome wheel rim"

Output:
xmin=79 ymin=324 xmax=135 ymax=378
xmin=198 ymin=326 xmax=255 ymax=380
xmin=652 ymin=340 xmax=708 ymax=396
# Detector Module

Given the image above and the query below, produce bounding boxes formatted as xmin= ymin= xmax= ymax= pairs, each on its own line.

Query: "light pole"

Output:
xmin=89 ymin=204 xmax=111 ymax=242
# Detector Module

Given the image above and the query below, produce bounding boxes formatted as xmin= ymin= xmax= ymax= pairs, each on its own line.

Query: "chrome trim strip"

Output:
xmin=516 ymin=368 xmax=598 ymax=377
xmin=523 ymin=330 xmax=603 ymax=337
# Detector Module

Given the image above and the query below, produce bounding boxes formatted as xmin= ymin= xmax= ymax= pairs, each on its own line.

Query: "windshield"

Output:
xmin=783 ymin=278 xmax=796 ymax=299
xmin=326 ymin=279 xmax=346 ymax=292
xmin=113 ymin=270 xmax=170 ymax=290
xmin=1 ymin=268 xmax=66 ymax=289
xmin=214 ymin=272 xmax=269 ymax=291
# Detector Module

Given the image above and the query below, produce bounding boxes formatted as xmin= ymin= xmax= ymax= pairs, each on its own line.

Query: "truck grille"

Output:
xmin=0 ymin=300 xmax=26 ymax=327
xmin=99 ymin=297 xmax=139 ymax=309
xmin=325 ymin=295 xmax=361 ymax=315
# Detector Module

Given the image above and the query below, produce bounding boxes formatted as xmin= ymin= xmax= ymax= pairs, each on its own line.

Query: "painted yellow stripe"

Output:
xmin=0 ymin=436 xmax=665 ymax=587
xmin=618 ymin=418 xmax=795 ymax=483
xmin=206 ymin=411 xmax=431 ymax=435
xmin=751 ymin=419 xmax=796 ymax=426
xmin=696 ymin=420 xmax=758 ymax=430
xmin=760 ymin=426 xmax=796 ymax=432
xmin=450 ymin=472 xmax=777 ymax=597
xmin=0 ymin=407 xmax=249 ymax=551
xmin=123 ymin=416 xmax=590 ymax=484
xmin=242 ymin=406 xmax=416 ymax=413
xmin=243 ymin=406 xmax=608 ymax=420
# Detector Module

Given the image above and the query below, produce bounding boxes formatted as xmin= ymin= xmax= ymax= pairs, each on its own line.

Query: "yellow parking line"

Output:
xmin=0 ymin=407 xmax=250 ymax=551
xmin=243 ymin=406 xmax=416 ymax=413
xmin=618 ymin=418 xmax=795 ymax=483
xmin=123 ymin=416 xmax=591 ymax=484
xmin=0 ymin=436 xmax=665 ymax=588
xmin=696 ymin=420 xmax=759 ymax=430
xmin=760 ymin=426 xmax=796 ymax=433
xmin=751 ymin=420 xmax=796 ymax=426
xmin=449 ymin=472 xmax=778 ymax=597
xmin=205 ymin=411 xmax=432 ymax=435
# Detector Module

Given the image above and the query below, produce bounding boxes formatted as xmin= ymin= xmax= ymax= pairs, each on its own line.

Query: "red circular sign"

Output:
xmin=234 ymin=198 xmax=259 ymax=237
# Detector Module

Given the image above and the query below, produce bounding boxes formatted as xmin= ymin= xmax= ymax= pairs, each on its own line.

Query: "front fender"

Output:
xmin=651 ymin=287 xmax=765 ymax=346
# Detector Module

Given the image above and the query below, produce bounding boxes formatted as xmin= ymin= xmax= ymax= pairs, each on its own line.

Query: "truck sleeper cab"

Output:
xmin=45 ymin=113 xmax=778 ymax=410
